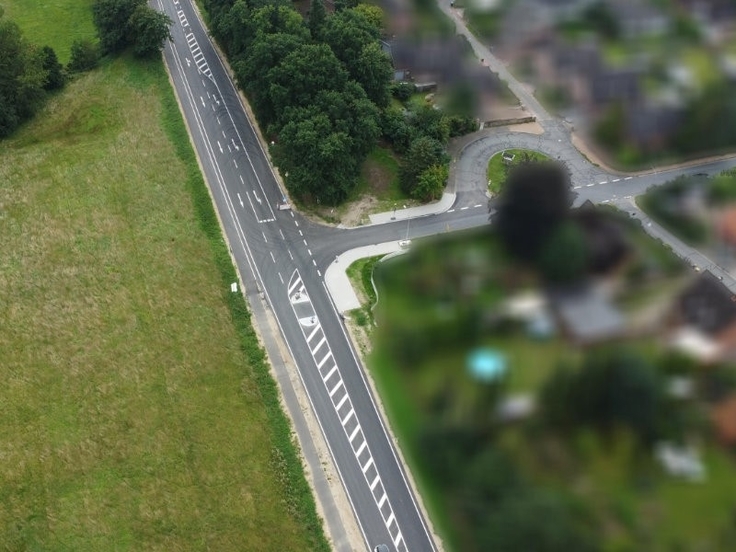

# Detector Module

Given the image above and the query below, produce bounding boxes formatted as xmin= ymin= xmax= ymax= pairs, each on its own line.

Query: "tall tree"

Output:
xmin=399 ymin=136 xmax=447 ymax=195
xmin=268 ymin=43 xmax=348 ymax=125
xmin=92 ymin=0 xmax=143 ymax=54
xmin=308 ymin=0 xmax=326 ymax=41
xmin=67 ymin=39 xmax=99 ymax=73
xmin=40 ymin=46 xmax=65 ymax=90
xmin=127 ymin=4 xmax=172 ymax=57
xmin=354 ymin=42 xmax=392 ymax=107
xmin=0 ymin=15 xmax=47 ymax=137
xmin=494 ymin=162 xmax=572 ymax=264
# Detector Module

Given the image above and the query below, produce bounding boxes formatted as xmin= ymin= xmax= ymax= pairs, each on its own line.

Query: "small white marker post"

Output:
xmin=231 ymin=282 xmax=238 ymax=293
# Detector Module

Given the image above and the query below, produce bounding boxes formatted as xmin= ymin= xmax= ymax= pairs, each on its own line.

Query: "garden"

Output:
xmin=356 ymin=163 xmax=736 ymax=551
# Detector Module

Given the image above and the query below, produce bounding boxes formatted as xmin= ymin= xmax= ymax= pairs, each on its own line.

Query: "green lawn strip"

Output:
xmin=352 ymin=146 xmax=405 ymax=203
xmin=0 ymin=56 xmax=327 ymax=551
xmin=486 ymin=148 xmax=551 ymax=194
xmin=2 ymin=0 xmax=96 ymax=63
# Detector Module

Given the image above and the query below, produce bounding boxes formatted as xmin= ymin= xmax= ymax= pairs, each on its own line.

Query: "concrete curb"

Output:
xmin=325 ymin=242 xmax=409 ymax=312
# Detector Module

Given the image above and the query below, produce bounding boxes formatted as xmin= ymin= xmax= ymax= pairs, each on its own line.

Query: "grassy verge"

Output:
xmin=486 ymin=148 xmax=551 ymax=194
xmin=346 ymin=256 xmax=383 ymax=327
xmin=0 ymin=52 xmax=328 ymax=551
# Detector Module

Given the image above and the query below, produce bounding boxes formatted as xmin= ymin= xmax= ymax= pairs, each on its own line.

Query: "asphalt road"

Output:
xmin=155 ymin=0 xmax=736 ymax=551
xmin=157 ymin=1 xmax=441 ymax=550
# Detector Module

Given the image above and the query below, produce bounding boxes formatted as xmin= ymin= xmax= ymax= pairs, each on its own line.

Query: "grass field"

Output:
xmin=2 ymin=0 xmax=96 ymax=63
xmin=486 ymin=148 xmax=551 ymax=194
xmin=0 ymin=7 xmax=329 ymax=550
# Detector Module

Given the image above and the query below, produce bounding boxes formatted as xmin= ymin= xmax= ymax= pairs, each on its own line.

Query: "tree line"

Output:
xmin=0 ymin=1 xmax=171 ymax=140
xmin=202 ymin=0 xmax=476 ymax=205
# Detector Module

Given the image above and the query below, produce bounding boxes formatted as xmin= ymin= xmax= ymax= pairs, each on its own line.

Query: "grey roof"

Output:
xmin=549 ymin=284 xmax=626 ymax=343
xmin=590 ymin=68 xmax=641 ymax=105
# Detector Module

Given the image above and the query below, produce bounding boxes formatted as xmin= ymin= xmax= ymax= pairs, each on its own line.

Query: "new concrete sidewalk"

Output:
xmin=325 ymin=242 xmax=408 ymax=312
xmin=368 ymin=192 xmax=455 ymax=225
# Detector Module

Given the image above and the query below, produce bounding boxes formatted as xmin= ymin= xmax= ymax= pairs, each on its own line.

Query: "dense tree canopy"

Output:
xmin=93 ymin=0 xmax=143 ymax=54
xmin=67 ymin=39 xmax=100 ymax=73
xmin=40 ymin=46 xmax=65 ymax=90
xmin=399 ymin=136 xmax=448 ymax=196
xmin=128 ymin=4 xmax=173 ymax=57
xmin=92 ymin=0 xmax=171 ymax=57
xmin=0 ymin=14 xmax=48 ymax=137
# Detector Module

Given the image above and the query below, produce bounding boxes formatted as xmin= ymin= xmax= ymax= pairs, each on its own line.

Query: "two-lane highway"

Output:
xmin=156 ymin=0 xmax=439 ymax=550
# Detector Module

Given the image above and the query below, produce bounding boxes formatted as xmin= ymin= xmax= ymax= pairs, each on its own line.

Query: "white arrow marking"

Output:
xmin=185 ymin=57 xmax=191 ymax=67
xmin=200 ymin=96 xmax=205 ymax=107
xmin=231 ymin=139 xmax=239 ymax=151
xmin=253 ymin=191 xmax=262 ymax=204
xmin=237 ymin=193 xmax=244 ymax=208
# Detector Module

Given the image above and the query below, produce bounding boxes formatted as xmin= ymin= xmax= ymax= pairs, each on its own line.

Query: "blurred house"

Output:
xmin=498 ymin=0 xmax=596 ymax=57
xmin=548 ymin=283 xmax=627 ymax=345
xmin=669 ymin=271 xmax=736 ymax=363
xmin=716 ymin=205 xmax=736 ymax=250
xmin=678 ymin=0 xmax=736 ymax=46
xmin=533 ymin=38 xmax=642 ymax=117
xmin=605 ymin=0 xmax=670 ymax=38
xmin=625 ymin=103 xmax=685 ymax=152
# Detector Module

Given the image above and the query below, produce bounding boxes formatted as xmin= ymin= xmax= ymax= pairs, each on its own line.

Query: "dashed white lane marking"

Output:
xmin=262 ymin=231 xmax=267 ymax=243
xmin=474 ymin=204 xmax=482 ymax=208
xmin=612 ymin=178 xmax=620 ymax=182
xmin=311 ymin=337 xmax=327 ymax=355
xmin=303 ymin=239 xmax=308 ymax=246
xmin=299 ymin=230 xmax=303 ymax=236
xmin=221 ymin=129 xmax=224 ymax=138
xmin=625 ymin=176 xmax=633 ymax=180
xmin=370 ymin=473 xmax=381 ymax=490
xmin=239 ymin=174 xmax=244 ymax=184
xmin=317 ymin=351 xmax=331 ymax=369
xmin=307 ymin=248 xmax=312 ymax=256
xmin=217 ymin=140 xmax=222 ymax=153
xmin=295 ymin=220 xmax=299 ymax=227
xmin=361 ymin=456 xmax=374 ymax=473
xmin=586 ymin=183 xmax=595 ymax=187
xmin=342 ymin=408 xmax=356 ymax=426
xmin=288 ymin=250 xmax=293 ymax=260
xmin=329 ymin=380 xmax=343 ymax=397
xmin=335 ymin=393 xmax=349 ymax=411
xmin=460 ymin=206 xmax=469 ymax=210
xmin=599 ymin=181 xmax=607 ymax=185
xmin=233 ymin=160 xmax=237 ymax=168
xmin=270 ymin=251 xmax=276 ymax=263
xmin=574 ymin=185 xmax=582 ymax=189
xmin=317 ymin=269 xmax=321 ymax=277
xmin=279 ymin=229 xmax=285 ymax=240
xmin=324 ymin=364 xmax=338 ymax=381
xmin=312 ymin=259 xmax=317 ymax=266
xmin=448 ymin=209 xmax=455 ymax=213
xmin=200 ymin=96 xmax=205 ymax=107
xmin=307 ymin=325 xmax=320 ymax=342
xmin=278 ymin=272 xmax=284 ymax=284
